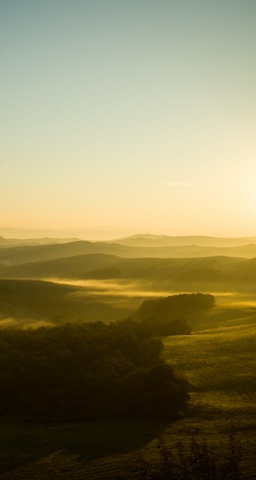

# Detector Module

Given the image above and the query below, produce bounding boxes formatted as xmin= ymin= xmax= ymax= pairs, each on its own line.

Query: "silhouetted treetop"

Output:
xmin=0 ymin=320 xmax=190 ymax=420
xmin=137 ymin=293 xmax=215 ymax=323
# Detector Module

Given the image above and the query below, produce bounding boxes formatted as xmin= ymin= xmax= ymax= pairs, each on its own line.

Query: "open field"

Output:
xmin=1 ymin=315 xmax=256 ymax=479
xmin=1 ymin=272 xmax=256 ymax=331
xmin=1 ymin=237 xmax=256 ymax=477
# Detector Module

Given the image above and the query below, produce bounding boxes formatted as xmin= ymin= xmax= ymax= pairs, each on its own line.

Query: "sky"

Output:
xmin=1 ymin=0 xmax=256 ymax=239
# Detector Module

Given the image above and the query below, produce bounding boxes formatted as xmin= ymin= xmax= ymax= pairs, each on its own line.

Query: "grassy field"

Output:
xmin=1 ymin=310 xmax=256 ymax=479
xmin=1 ymin=240 xmax=256 ymax=478
xmin=161 ymin=321 xmax=256 ymax=479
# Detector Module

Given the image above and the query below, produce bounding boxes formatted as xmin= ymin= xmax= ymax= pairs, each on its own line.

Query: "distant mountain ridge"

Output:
xmin=0 ymin=237 xmax=12 ymax=246
xmin=0 ymin=236 xmax=79 ymax=247
xmin=109 ymin=234 xmax=256 ymax=248
xmin=2 ymin=238 xmax=256 ymax=270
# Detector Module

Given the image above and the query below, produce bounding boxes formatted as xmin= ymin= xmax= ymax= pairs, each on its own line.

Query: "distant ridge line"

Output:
xmin=108 ymin=234 xmax=256 ymax=248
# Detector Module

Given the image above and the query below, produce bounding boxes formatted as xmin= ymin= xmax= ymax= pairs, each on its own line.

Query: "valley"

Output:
xmin=0 ymin=234 xmax=256 ymax=478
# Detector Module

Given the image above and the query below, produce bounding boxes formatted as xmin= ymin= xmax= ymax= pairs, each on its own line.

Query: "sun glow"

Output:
xmin=242 ymin=175 xmax=256 ymax=215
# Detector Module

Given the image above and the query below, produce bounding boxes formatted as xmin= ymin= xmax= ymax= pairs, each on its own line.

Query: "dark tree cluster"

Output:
xmin=0 ymin=320 xmax=189 ymax=420
xmin=137 ymin=293 xmax=215 ymax=325
xmin=137 ymin=315 xmax=191 ymax=337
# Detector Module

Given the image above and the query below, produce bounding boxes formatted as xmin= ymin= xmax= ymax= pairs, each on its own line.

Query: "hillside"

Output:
xmin=1 ymin=235 xmax=256 ymax=477
xmin=0 ymin=241 xmax=133 ymax=267
xmin=109 ymin=234 xmax=256 ymax=248
xmin=1 ymin=319 xmax=256 ymax=479
xmin=162 ymin=322 xmax=256 ymax=479
xmin=0 ymin=278 xmax=132 ymax=326
xmin=2 ymin=253 xmax=256 ymax=293
xmin=0 ymin=236 xmax=79 ymax=247
xmin=2 ymin=239 xmax=256 ymax=272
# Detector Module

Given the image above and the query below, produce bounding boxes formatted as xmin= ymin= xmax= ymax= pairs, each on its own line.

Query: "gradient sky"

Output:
xmin=1 ymin=0 xmax=256 ymax=239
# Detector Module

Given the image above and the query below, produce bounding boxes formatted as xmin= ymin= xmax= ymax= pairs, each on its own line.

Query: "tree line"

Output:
xmin=0 ymin=293 xmax=215 ymax=420
xmin=0 ymin=318 xmax=190 ymax=420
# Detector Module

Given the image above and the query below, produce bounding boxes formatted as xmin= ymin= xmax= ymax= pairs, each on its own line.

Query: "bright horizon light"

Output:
xmin=1 ymin=1 xmax=256 ymax=238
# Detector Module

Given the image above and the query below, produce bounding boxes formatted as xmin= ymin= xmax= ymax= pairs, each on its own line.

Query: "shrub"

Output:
xmin=136 ymin=429 xmax=243 ymax=479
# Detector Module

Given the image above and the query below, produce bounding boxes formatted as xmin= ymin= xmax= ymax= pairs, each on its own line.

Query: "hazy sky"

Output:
xmin=1 ymin=0 xmax=256 ymax=238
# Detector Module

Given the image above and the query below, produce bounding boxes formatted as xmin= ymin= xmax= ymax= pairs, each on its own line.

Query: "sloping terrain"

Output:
xmin=1 ymin=236 xmax=256 ymax=477
xmin=0 ymin=241 xmax=136 ymax=267
xmin=1 ymin=319 xmax=256 ymax=479
xmin=2 ymin=253 xmax=256 ymax=294
xmin=162 ymin=322 xmax=256 ymax=479
xmin=109 ymin=234 xmax=256 ymax=248
xmin=0 ymin=236 xmax=79 ymax=247
xmin=0 ymin=279 xmax=133 ymax=326
xmin=2 ymin=250 xmax=256 ymax=333
xmin=2 ymin=239 xmax=256 ymax=273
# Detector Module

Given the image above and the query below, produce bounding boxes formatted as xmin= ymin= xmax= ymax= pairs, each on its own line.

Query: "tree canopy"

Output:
xmin=0 ymin=320 xmax=190 ymax=420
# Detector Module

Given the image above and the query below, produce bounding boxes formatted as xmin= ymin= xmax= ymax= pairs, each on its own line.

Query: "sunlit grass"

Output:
xmin=1 ymin=293 xmax=256 ymax=477
xmin=164 ymin=323 xmax=256 ymax=423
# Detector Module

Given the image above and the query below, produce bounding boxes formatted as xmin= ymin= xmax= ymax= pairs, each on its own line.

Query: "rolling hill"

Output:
xmin=1 ymin=235 xmax=256 ymax=478
xmin=1 ymin=237 xmax=256 ymax=273
xmin=109 ymin=234 xmax=256 ymax=248
xmin=0 ymin=278 xmax=134 ymax=327
xmin=0 ymin=236 xmax=79 ymax=247
xmin=1 ymin=319 xmax=256 ymax=479
xmin=1 ymin=252 xmax=255 ymax=293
